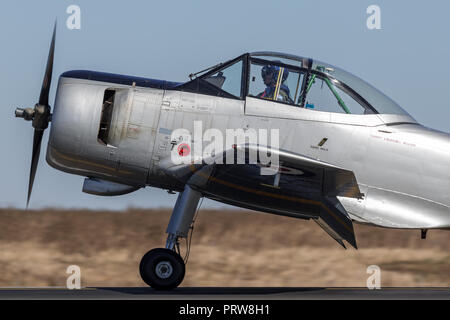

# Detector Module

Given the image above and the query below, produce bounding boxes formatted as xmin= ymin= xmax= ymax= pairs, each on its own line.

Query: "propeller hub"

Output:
xmin=32 ymin=104 xmax=51 ymax=130
xmin=15 ymin=107 xmax=35 ymax=121
xmin=15 ymin=104 xmax=51 ymax=130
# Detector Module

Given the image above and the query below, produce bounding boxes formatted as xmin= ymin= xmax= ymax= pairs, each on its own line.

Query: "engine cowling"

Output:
xmin=46 ymin=72 xmax=163 ymax=188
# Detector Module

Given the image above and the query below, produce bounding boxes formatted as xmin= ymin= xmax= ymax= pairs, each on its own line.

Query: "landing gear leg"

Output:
xmin=140 ymin=185 xmax=201 ymax=290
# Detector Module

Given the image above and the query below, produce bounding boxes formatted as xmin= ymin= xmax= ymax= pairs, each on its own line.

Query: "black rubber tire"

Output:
xmin=139 ymin=248 xmax=185 ymax=290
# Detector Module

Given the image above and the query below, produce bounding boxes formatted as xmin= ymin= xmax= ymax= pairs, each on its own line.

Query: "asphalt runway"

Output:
xmin=0 ymin=287 xmax=448 ymax=300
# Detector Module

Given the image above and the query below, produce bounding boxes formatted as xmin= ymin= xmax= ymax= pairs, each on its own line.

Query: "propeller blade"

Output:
xmin=38 ymin=22 xmax=56 ymax=107
xmin=27 ymin=129 xmax=44 ymax=208
xmin=26 ymin=22 xmax=57 ymax=207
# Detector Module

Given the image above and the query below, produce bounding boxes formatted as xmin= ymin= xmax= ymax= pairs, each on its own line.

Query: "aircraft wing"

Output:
xmin=162 ymin=144 xmax=361 ymax=249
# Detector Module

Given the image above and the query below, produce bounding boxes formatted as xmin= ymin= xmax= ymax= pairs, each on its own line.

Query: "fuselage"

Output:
xmin=46 ymin=69 xmax=450 ymax=230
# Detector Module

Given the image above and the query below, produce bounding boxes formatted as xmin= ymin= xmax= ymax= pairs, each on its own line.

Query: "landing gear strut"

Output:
xmin=140 ymin=185 xmax=201 ymax=290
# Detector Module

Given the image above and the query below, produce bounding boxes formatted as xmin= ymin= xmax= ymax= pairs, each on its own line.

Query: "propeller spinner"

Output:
xmin=15 ymin=23 xmax=56 ymax=207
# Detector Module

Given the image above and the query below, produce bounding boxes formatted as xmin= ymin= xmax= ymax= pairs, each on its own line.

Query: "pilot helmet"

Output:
xmin=261 ymin=63 xmax=289 ymax=85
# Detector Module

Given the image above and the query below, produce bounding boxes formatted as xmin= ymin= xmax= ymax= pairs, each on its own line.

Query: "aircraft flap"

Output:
xmin=315 ymin=198 xmax=357 ymax=249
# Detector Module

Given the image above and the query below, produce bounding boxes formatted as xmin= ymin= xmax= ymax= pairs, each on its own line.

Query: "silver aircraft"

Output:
xmin=15 ymin=26 xmax=450 ymax=289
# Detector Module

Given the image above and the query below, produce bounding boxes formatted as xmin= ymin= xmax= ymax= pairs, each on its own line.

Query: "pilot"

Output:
xmin=257 ymin=64 xmax=293 ymax=103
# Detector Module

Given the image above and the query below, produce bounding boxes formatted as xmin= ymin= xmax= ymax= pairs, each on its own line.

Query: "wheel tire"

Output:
xmin=139 ymin=248 xmax=185 ymax=290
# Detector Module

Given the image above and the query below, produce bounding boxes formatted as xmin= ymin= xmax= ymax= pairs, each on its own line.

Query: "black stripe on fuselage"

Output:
xmin=60 ymin=70 xmax=182 ymax=90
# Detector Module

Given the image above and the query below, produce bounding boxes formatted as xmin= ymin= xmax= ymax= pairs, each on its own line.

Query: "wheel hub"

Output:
xmin=155 ymin=261 xmax=173 ymax=279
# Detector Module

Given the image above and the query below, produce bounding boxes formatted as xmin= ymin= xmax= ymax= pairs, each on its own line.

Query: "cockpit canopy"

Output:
xmin=177 ymin=52 xmax=410 ymax=116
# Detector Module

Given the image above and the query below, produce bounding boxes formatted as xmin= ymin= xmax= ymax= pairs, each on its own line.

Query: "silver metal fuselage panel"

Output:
xmin=46 ymin=75 xmax=450 ymax=229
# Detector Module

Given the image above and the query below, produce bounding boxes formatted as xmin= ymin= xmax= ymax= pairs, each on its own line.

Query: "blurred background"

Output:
xmin=0 ymin=0 xmax=448 ymax=287
xmin=0 ymin=208 xmax=448 ymax=287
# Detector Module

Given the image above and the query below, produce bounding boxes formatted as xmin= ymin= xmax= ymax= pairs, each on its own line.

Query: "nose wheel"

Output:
xmin=139 ymin=248 xmax=185 ymax=290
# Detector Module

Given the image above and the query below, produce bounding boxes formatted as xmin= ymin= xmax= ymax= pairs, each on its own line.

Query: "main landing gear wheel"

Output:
xmin=139 ymin=248 xmax=185 ymax=290
xmin=140 ymin=185 xmax=201 ymax=290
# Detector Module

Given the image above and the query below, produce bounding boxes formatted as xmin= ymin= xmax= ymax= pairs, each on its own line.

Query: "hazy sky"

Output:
xmin=1 ymin=0 xmax=449 ymax=210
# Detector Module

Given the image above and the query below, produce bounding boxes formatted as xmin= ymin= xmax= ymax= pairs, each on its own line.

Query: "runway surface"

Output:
xmin=0 ymin=287 xmax=448 ymax=300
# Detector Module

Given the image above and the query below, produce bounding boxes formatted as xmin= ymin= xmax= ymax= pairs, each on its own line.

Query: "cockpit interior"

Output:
xmin=177 ymin=52 xmax=409 ymax=116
